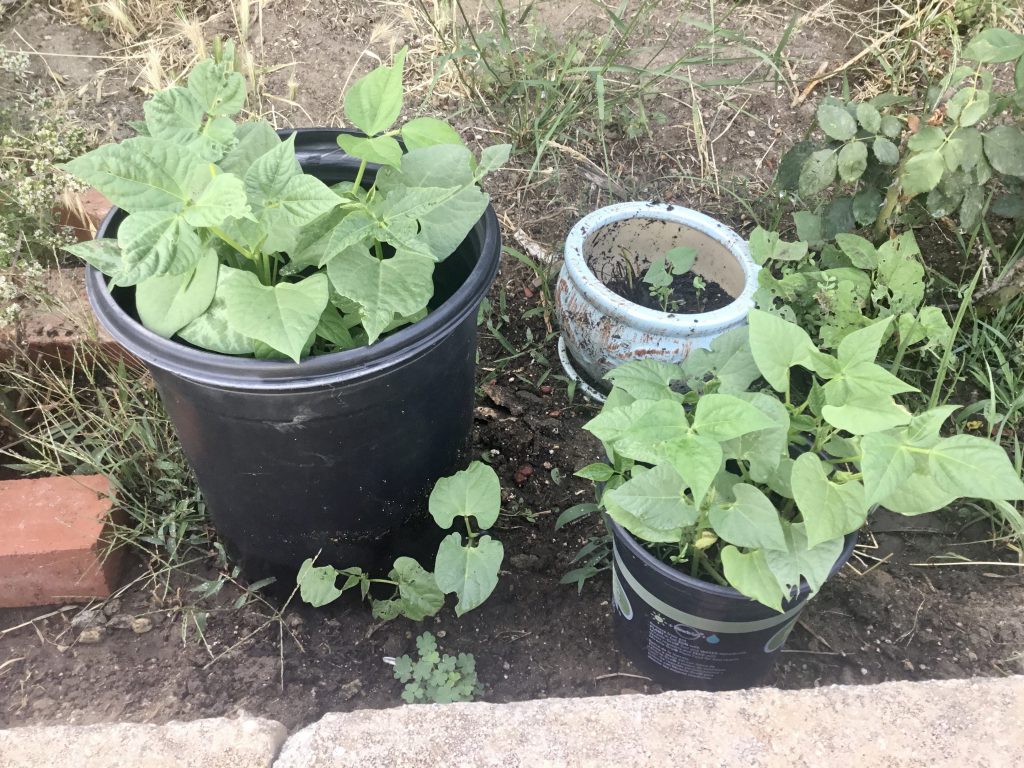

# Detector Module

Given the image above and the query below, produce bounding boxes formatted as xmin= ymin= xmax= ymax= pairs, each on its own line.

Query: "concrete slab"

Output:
xmin=0 ymin=715 xmax=287 ymax=768
xmin=275 ymin=676 xmax=1024 ymax=768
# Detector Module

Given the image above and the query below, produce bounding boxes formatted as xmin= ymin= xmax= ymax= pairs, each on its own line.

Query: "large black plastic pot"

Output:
xmin=86 ymin=129 xmax=501 ymax=577
xmin=609 ymin=517 xmax=857 ymax=690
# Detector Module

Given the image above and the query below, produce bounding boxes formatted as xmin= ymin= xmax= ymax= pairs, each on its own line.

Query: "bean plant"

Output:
xmin=750 ymin=227 xmax=951 ymax=361
xmin=643 ymin=246 xmax=699 ymax=311
xmin=580 ymin=312 xmax=1024 ymax=610
xmin=62 ymin=43 xmax=510 ymax=362
xmin=297 ymin=462 xmax=504 ymax=620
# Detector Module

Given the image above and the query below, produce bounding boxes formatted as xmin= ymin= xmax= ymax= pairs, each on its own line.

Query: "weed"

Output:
xmin=391 ymin=631 xmax=481 ymax=703
xmin=0 ymin=45 xmax=88 ymax=325
xmin=794 ymin=0 xmax=1024 ymax=100
xmin=427 ymin=0 xmax=782 ymax=173
xmin=554 ymin=502 xmax=610 ymax=593
xmin=0 ymin=346 xmax=209 ymax=581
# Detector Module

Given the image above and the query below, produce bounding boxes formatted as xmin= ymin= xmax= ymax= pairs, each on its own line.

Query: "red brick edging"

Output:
xmin=0 ymin=475 xmax=125 ymax=608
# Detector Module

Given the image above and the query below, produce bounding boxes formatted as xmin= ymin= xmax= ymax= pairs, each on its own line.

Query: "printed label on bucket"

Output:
xmin=612 ymin=546 xmax=806 ymax=687
xmin=646 ymin=614 xmax=745 ymax=681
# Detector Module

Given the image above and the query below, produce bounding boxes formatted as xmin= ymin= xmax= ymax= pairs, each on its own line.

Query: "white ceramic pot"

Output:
xmin=555 ymin=202 xmax=758 ymax=398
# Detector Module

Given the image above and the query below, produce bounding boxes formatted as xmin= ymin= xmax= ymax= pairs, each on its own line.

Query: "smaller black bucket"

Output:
xmin=609 ymin=517 xmax=857 ymax=690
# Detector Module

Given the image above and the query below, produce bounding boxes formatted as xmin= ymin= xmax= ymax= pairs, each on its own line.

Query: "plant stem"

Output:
xmin=781 ymin=498 xmax=796 ymax=521
xmin=889 ymin=336 xmax=910 ymax=375
xmin=930 ymin=266 xmax=982 ymax=408
xmin=209 ymin=226 xmax=252 ymax=260
xmin=374 ymin=239 xmax=385 ymax=261
xmin=352 ymin=158 xmax=368 ymax=191
xmin=696 ymin=550 xmax=728 ymax=586
xmin=874 ymin=177 xmax=902 ymax=240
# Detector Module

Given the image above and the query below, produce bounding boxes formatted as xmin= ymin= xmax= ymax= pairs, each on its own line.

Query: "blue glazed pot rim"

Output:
xmin=562 ymin=202 xmax=759 ymax=337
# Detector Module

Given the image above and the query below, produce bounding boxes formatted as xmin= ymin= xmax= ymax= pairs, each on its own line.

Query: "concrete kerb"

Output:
xmin=275 ymin=676 xmax=1024 ymax=767
xmin=0 ymin=715 xmax=287 ymax=768
xmin=1 ymin=677 xmax=1021 ymax=767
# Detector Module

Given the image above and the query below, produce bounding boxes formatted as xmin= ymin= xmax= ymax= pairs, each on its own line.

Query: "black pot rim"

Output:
xmin=85 ymin=128 xmax=501 ymax=391
xmin=608 ymin=515 xmax=859 ymax=605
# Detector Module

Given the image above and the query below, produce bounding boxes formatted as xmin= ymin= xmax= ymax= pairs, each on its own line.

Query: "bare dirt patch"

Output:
xmin=1 ymin=3 xmax=141 ymax=143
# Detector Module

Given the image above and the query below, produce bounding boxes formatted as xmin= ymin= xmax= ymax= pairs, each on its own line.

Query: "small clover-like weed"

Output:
xmin=392 ymin=632 xmax=482 ymax=704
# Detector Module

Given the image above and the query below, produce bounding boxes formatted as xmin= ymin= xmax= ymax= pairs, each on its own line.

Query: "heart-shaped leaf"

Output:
xmin=434 ymin=533 xmax=504 ymax=616
xmin=762 ymin=522 xmax=844 ymax=596
xmin=343 ymin=48 xmax=407 ymax=136
xmin=296 ymin=559 xmax=343 ymax=607
xmin=187 ymin=58 xmax=246 ymax=117
xmin=720 ymin=546 xmax=783 ymax=611
xmin=326 ymin=249 xmax=434 ymax=344
xmin=391 ymin=556 xmax=445 ymax=621
xmin=401 ymin=117 xmax=464 ymax=151
xmin=709 ymin=484 xmax=788 ymax=551
xmin=603 ymin=464 xmax=697 ymax=536
xmin=136 ymin=247 xmax=219 ymax=337
xmin=117 ymin=210 xmax=203 ymax=283
xmin=337 ymin=134 xmax=404 ymax=168
xmin=222 ymin=271 xmax=328 ymax=362
xmin=790 ymin=453 xmax=869 ymax=547
xmin=429 ymin=461 xmax=501 ymax=530
xmin=604 ymin=360 xmax=684 ymax=402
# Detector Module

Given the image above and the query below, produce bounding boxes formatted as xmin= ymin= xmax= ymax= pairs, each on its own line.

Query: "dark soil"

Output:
xmin=2 ymin=271 xmax=1023 ymax=732
xmin=605 ymin=271 xmax=733 ymax=314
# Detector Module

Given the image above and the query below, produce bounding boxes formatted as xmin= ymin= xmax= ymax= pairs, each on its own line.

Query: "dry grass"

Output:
xmin=792 ymin=0 xmax=1024 ymax=98
xmin=55 ymin=1 xmax=254 ymax=98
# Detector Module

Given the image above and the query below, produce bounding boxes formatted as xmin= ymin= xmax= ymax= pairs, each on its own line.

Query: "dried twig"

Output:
xmin=595 ymin=672 xmax=652 ymax=682
xmin=973 ymin=258 xmax=1024 ymax=313
xmin=0 ymin=657 xmax=25 ymax=675
xmin=798 ymin=619 xmax=834 ymax=651
xmin=897 ymin=595 xmax=927 ymax=646
xmin=910 ymin=561 xmax=1024 ymax=568
xmin=791 ymin=12 xmax=929 ymax=107
xmin=0 ymin=606 xmax=75 ymax=638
